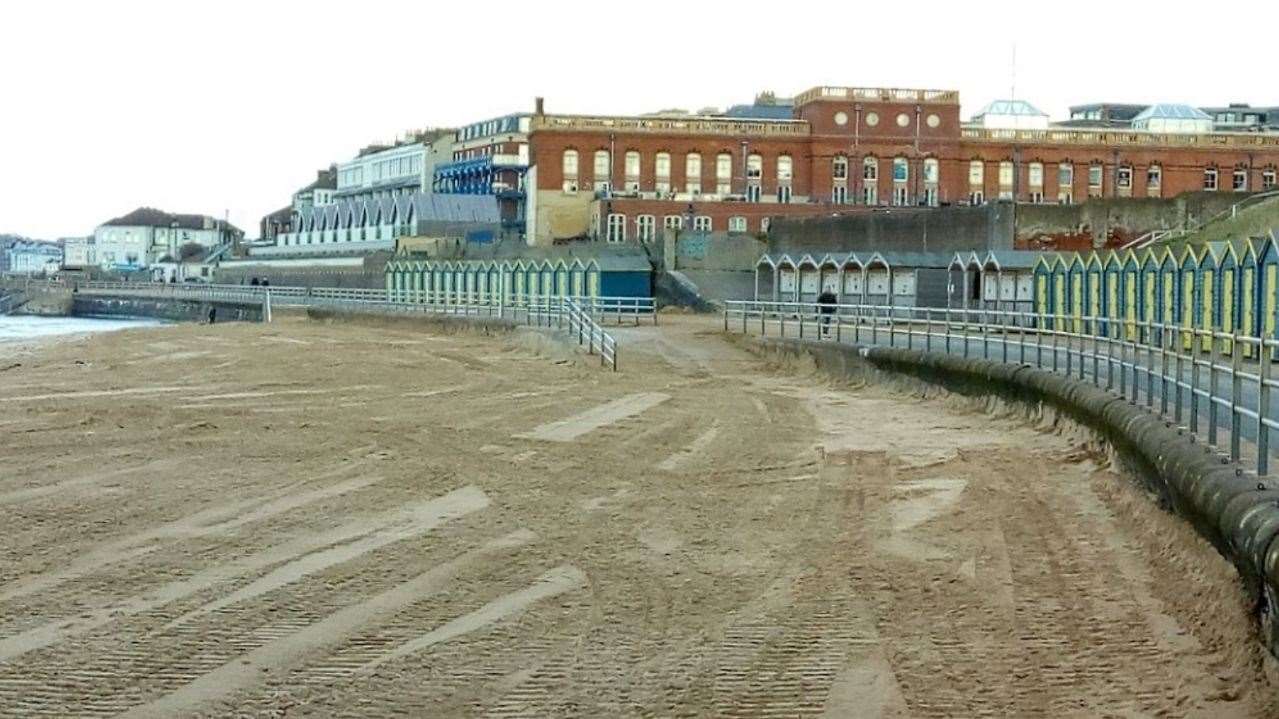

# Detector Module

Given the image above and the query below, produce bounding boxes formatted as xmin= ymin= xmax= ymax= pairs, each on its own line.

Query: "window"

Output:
xmin=777 ymin=155 xmax=793 ymax=182
xmin=1234 ymin=169 xmax=1248 ymax=192
xmin=924 ymin=187 xmax=939 ymax=207
xmin=1058 ymin=162 xmax=1073 ymax=187
xmin=716 ymin=153 xmax=732 ymax=194
xmin=1204 ymin=167 xmax=1219 ymax=191
xmin=921 ymin=158 xmax=938 ymax=184
xmin=970 ymin=190 xmax=985 ymax=205
xmin=655 ymin=152 xmax=671 ymax=193
xmin=1088 ymin=164 xmax=1103 ymax=189
xmin=746 ymin=153 xmax=762 ymax=180
xmin=832 ymin=185 xmax=848 ymax=204
xmin=663 ymin=215 xmax=683 ymax=230
xmin=778 ymin=185 xmax=792 ymax=203
xmin=1028 ymin=162 xmax=1043 ymax=188
xmin=863 ymin=157 xmax=878 ymax=181
xmin=998 ymin=161 xmax=1014 ymax=187
xmin=1117 ymin=166 xmax=1132 ymax=189
xmin=833 ymin=155 xmax=848 ymax=180
xmin=863 ymin=185 xmax=878 ymax=205
xmin=636 ymin=215 xmax=655 ymax=242
xmin=606 ymin=213 xmax=626 ymax=242
xmin=746 ymin=185 xmax=761 ymax=202
xmin=1147 ymin=164 xmax=1162 ymax=190
xmin=893 ymin=157 xmax=909 ymax=183
xmin=693 ymin=216 xmax=712 ymax=232
xmin=893 ymin=186 xmax=909 ymax=206
xmin=728 ymin=216 xmax=747 ymax=233
xmin=1264 ymin=169 xmax=1277 ymax=190
xmin=624 ymin=151 xmax=640 ymax=190
xmin=593 ymin=150 xmax=611 ymax=192
xmin=761 ymin=217 xmax=771 ymax=233
xmin=562 ymin=150 xmax=578 ymax=193
xmin=968 ymin=160 xmax=984 ymax=186
xmin=686 ymin=153 xmax=702 ymax=195
xmin=1058 ymin=190 xmax=1073 ymax=205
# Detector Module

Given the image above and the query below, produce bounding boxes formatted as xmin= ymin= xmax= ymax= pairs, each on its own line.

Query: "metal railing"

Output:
xmin=725 ymin=300 xmax=1278 ymax=477
xmin=1 ymin=279 xmax=657 ymax=326
xmin=562 ymin=298 xmax=618 ymax=371
xmin=0 ymin=277 xmax=623 ymax=371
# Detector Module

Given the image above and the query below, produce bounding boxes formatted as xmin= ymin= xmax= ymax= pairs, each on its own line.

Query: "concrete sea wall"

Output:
xmin=753 ymin=337 xmax=1279 ymax=654
xmin=73 ymin=296 xmax=264 ymax=323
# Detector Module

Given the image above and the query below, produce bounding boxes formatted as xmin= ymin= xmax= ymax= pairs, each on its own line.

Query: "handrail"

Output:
xmin=725 ymin=299 xmax=1279 ymax=477
xmin=1123 ymin=189 xmax=1279 ymax=250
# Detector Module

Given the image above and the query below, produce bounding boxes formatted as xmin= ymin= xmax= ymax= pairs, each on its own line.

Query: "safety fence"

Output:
xmin=0 ymin=279 xmax=655 ymax=327
xmin=725 ymin=300 xmax=1277 ymax=476
xmin=0 ymin=278 xmax=622 ymax=371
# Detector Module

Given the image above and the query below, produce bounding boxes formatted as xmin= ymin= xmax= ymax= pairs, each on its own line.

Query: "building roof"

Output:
xmin=101 ymin=207 xmax=242 ymax=235
xmin=299 ymin=167 xmax=337 ymax=193
xmin=1133 ymin=104 xmax=1212 ymax=122
xmin=722 ymin=103 xmax=795 ymax=120
xmin=974 ymin=99 xmax=1048 ymax=118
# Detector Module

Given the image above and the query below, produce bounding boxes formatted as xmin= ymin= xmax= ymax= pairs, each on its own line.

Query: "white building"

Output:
xmin=336 ymin=141 xmax=428 ymax=204
xmin=6 ymin=240 xmax=63 ymax=275
xmin=93 ymin=208 xmax=243 ymax=271
xmin=62 ymin=237 xmax=95 ymax=268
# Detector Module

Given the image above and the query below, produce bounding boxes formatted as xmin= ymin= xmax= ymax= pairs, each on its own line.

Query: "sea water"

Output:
xmin=0 ymin=315 xmax=164 ymax=343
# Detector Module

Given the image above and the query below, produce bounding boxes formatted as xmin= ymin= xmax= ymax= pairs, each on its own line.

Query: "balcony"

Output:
xmin=962 ymin=126 xmax=1279 ymax=148
xmin=531 ymin=114 xmax=809 ymax=138
xmin=794 ymin=86 xmax=959 ymax=106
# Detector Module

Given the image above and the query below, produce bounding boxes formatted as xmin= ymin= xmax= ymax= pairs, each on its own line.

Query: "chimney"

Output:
xmin=535 ymin=96 xmax=545 ymax=116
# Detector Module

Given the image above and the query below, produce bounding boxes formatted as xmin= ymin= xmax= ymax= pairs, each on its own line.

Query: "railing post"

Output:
xmin=1146 ymin=319 xmax=1155 ymax=408
xmin=1231 ymin=334 xmax=1242 ymax=463
xmin=1208 ymin=336 xmax=1219 ymax=448
xmin=1175 ymin=330 xmax=1185 ymax=425
xmin=1189 ymin=335 xmax=1200 ymax=432
xmin=924 ymin=308 xmax=931 ymax=353
xmin=1260 ymin=343 xmax=1272 ymax=476
xmin=1160 ymin=326 xmax=1170 ymax=416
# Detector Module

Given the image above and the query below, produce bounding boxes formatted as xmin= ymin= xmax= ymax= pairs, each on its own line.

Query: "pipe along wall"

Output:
xmin=757 ymin=337 xmax=1279 ymax=655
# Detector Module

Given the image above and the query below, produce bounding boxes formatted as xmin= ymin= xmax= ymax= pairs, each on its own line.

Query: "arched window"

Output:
xmin=776 ymin=155 xmax=793 ymax=203
xmin=655 ymin=152 xmax=671 ymax=193
xmin=1146 ymin=164 xmax=1162 ymax=192
xmin=686 ymin=153 xmax=702 ymax=195
xmin=832 ymin=155 xmax=848 ymax=180
xmin=593 ymin=150 xmax=611 ymax=192
xmin=562 ymin=150 xmax=578 ymax=193
xmin=1204 ymin=166 xmax=1219 ymax=191
xmin=746 ymin=153 xmax=763 ymax=202
xmin=892 ymin=157 xmax=909 ymax=183
xmin=716 ymin=153 xmax=732 ymax=194
xmin=968 ymin=160 xmax=984 ymax=186
xmin=863 ymin=156 xmax=879 ymax=181
xmin=624 ymin=151 xmax=640 ymax=190
xmin=863 ymin=157 xmax=879 ymax=205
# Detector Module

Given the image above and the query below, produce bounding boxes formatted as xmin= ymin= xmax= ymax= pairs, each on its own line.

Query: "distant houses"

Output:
xmin=90 ymin=208 xmax=243 ymax=274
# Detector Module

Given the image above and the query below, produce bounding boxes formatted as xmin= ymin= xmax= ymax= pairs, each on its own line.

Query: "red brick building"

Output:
xmin=524 ymin=86 xmax=1279 ymax=246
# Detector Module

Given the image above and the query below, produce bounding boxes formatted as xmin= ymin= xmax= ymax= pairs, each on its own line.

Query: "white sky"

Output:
xmin=1 ymin=0 xmax=1274 ymax=240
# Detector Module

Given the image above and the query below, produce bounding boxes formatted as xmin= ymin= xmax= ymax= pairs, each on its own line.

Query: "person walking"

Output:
xmin=817 ymin=287 xmax=838 ymax=337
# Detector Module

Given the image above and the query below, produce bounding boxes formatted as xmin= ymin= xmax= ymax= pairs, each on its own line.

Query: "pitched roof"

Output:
xmin=974 ymin=99 xmax=1048 ymax=118
xmin=101 ymin=207 xmax=241 ymax=235
xmin=1133 ymin=104 xmax=1212 ymax=122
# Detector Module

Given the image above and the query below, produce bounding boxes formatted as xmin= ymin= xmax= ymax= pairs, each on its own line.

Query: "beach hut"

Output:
xmin=585 ymin=258 xmax=603 ymax=297
xmin=1215 ymin=242 xmax=1240 ymax=353
xmin=863 ymin=252 xmax=892 ymax=307
xmin=1178 ymin=247 xmax=1201 ymax=350
xmin=983 ymin=250 xmax=1043 ymax=316
xmin=1065 ymin=253 xmax=1086 ymax=333
xmin=797 ymin=255 xmax=821 ymax=304
xmin=1138 ymin=249 xmax=1160 ymax=343
xmin=1121 ymin=250 xmax=1140 ymax=340
xmin=1197 ymin=245 xmax=1222 ymax=352
xmin=1239 ymin=240 xmax=1260 ymax=357
xmin=819 ymin=255 xmax=841 ymax=297
xmin=777 ymin=255 xmax=798 ymax=303
xmin=1084 ymin=252 xmax=1104 ymax=333
xmin=1032 ymin=255 xmax=1053 ymax=319
xmin=1099 ymin=252 xmax=1122 ymax=337
xmin=754 ymin=255 xmax=778 ymax=301
xmin=1157 ymin=248 xmax=1178 ymax=341
xmin=554 ymin=260 xmax=570 ymax=299
xmin=538 ymin=260 xmax=556 ymax=300
xmin=840 ymin=253 xmax=865 ymax=306
xmin=569 ymin=259 xmax=586 ymax=299
xmin=1257 ymin=237 xmax=1279 ymax=360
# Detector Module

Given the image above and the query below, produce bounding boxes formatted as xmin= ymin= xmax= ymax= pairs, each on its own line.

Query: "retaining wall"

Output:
xmin=754 ymin=337 xmax=1279 ymax=654
xmin=73 ymin=296 xmax=264 ymax=323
